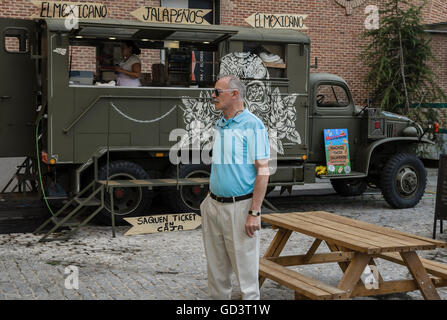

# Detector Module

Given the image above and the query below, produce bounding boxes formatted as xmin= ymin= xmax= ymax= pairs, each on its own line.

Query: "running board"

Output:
xmin=318 ymin=171 xmax=367 ymax=180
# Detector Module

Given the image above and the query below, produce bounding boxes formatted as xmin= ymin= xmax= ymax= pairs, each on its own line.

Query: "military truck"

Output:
xmin=0 ymin=18 xmax=435 ymax=225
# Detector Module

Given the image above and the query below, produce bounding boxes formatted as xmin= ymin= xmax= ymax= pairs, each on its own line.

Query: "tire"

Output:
xmin=94 ymin=160 xmax=153 ymax=225
xmin=164 ymin=164 xmax=211 ymax=214
xmin=380 ymin=153 xmax=427 ymax=209
xmin=330 ymin=178 xmax=368 ymax=197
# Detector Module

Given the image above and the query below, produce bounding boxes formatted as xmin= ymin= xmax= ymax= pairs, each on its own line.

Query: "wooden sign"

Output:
xmin=31 ymin=1 xmax=108 ymax=19
xmin=324 ymin=128 xmax=351 ymax=175
xmin=328 ymin=145 xmax=348 ymax=166
xmin=245 ymin=13 xmax=308 ymax=30
xmin=435 ymin=155 xmax=447 ymax=219
xmin=124 ymin=213 xmax=201 ymax=236
xmin=131 ymin=7 xmax=211 ymax=25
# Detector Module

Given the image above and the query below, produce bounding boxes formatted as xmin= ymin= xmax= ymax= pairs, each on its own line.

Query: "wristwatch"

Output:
xmin=248 ymin=210 xmax=261 ymax=217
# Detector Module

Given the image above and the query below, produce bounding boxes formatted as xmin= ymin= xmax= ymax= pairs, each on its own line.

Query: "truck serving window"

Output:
xmin=243 ymin=42 xmax=286 ymax=79
xmin=3 ymin=28 xmax=29 ymax=54
xmin=68 ymin=35 xmax=219 ymax=88
xmin=316 ymin=84 xmax=350 ymax=108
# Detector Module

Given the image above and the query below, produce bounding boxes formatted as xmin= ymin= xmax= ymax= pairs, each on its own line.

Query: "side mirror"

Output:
xmin=310 ymin=57 xmax=318 ymax=69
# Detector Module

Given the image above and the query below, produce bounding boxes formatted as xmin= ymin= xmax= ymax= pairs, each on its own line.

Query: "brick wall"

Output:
xmin=426 ymin=0 xmax=447 ymax=24
xmin=4 ymin=36 xmax=20 ymax=52
xmin=68 ymin=46 xmax=96 ymax=71
xmin=220 ymin=0 xmax=447 ymax=106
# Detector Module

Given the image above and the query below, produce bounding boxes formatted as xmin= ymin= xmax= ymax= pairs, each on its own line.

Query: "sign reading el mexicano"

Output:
xmin=245 ymin=13 xmax=308 ymax=30
xmin=131 ymin=7 xmax=211 ymax=25
xmin=30 ymin=1 xmax=108 ymax=19
xmin=124 ymin=213 xmax=201 ymax=236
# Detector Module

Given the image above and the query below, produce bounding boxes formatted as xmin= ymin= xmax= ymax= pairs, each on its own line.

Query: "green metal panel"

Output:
xmin=46 ymin=31 xmax=74 ymax=162
xmin=0 ymin=18 xmax=38 ymax=157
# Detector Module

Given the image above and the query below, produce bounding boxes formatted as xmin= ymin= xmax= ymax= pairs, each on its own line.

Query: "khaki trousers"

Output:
xmin=200 ymin=194 xmax=260 ymax=300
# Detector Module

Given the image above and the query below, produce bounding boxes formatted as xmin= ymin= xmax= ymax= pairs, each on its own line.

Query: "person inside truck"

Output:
xmin=115 ymin=41 xmax=142 ymax=87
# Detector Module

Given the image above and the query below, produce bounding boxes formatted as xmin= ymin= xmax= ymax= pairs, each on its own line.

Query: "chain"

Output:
xmin=110 ymin=102 xmax=178 ymax=124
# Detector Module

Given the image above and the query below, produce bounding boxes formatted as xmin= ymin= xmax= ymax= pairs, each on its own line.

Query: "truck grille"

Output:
xmin=387 ymin=124 xmax=394 ymax=137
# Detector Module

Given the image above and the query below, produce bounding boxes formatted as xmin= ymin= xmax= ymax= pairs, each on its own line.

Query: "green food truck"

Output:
xmin=0 ymin=17 xmax=436 ymax=227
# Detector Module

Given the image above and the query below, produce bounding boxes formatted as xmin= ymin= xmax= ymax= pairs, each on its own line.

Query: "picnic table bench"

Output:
xmin=259 ymin=211 xmax=447 ymax=300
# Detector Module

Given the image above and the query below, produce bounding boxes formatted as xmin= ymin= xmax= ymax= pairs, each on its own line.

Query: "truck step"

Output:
xmin=50 ymin=217 xmax=79 ymax=228
xmin=74 ymin=197 xmax=101 ymax=206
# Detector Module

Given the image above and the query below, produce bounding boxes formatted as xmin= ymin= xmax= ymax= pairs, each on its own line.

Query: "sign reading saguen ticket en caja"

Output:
xmin=124 ymin=213 xmax=202 ymax=236
xmin=324 ymin=128 xmax=351 ymax=175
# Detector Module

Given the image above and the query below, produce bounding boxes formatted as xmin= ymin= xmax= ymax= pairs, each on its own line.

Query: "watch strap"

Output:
xmin=248 ymin=210 xmax=261 ymax=217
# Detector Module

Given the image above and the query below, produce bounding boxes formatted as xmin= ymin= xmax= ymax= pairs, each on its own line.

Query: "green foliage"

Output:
xmin=361 ymin=0 xmax=446 ymax=115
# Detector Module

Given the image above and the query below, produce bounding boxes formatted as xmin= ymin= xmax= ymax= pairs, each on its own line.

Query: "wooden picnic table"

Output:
xmin=259 ymin=211 xmax=447 ymax=300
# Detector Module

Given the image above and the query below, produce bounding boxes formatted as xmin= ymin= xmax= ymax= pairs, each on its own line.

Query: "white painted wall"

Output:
xmin=0 ymin=158 xmax=26 ymax=192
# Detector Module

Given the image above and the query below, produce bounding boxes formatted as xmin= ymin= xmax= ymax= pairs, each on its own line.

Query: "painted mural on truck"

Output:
xmin=179 ymin=52 xmax=302 ymax=155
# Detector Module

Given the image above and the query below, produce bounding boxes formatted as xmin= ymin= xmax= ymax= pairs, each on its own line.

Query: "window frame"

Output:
xmin=314 ymin=81 xmax=353 ymax=110
xmin=3 ymin=27 xmax=30 ymax=54
xmin=241 ymin=41 xmax=288 ymax=81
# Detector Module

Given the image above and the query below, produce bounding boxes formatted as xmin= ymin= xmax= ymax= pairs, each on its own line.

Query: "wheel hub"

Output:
xmin=115 ymin=188 xmax=125 ymax=199
xmin=192 ymin=186 xmax=201 ymax=195
xmin=104 ymin=173 xmax=142 ymax=216
xmin=180 ymin=170 xmax=210 ymax=211
xmin=396 ymin=167 xmax=418 ymax=195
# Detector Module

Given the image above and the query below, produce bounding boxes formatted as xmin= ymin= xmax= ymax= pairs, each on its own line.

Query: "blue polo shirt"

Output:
xmin=210 ymin=108 xmax=270 ymax=197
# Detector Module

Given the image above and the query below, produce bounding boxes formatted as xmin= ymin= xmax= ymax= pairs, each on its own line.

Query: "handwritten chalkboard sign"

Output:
xmin=433 ymin=154 xmax=447 ymax=238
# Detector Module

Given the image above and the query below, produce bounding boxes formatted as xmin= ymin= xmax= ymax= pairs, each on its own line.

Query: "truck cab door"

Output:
xmin=309 ymin=81 xmax=361 ymax=168
xmin=0 ymin=19 xmax=38 ymax=157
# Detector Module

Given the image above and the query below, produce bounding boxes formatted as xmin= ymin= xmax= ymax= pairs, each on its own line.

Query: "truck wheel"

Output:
xmin=380 ymin=153 xmax=427 ymax=208
xmin=95 ymin=161 xmax=153 ymax=225
xmin=164 ymin=164 xmax=210 ymax=214
xmin=330 ymin=178 xmax=367 ymax=196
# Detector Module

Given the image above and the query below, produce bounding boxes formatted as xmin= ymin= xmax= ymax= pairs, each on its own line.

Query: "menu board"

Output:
xmin=435 ymin=154 xmax=447 ymax=219
xmin=324 ymin=129 xmax=351 ymax=175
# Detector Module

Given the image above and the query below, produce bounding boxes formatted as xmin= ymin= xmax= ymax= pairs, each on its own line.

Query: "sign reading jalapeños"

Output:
xmin=324 ymin=128 xmax=351 ymax=175
xmin=131 ymin=7 xmax=212 ymax=25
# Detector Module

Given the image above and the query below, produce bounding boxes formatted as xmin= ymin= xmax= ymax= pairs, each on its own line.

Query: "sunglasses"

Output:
xmin=212 ymin=88 xmax=238 ymax=97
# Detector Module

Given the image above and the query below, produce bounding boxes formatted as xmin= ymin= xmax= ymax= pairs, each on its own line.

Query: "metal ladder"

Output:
xmin=33 ymin=180 xmax=106 ymax=242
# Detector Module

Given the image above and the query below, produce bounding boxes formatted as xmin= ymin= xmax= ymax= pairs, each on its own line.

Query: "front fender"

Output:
xmin=357 ymin=137 xmax=434 ymax=175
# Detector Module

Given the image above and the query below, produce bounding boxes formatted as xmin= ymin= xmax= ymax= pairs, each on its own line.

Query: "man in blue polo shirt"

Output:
xmin=200 ymin=75 xmax=270 ymax=300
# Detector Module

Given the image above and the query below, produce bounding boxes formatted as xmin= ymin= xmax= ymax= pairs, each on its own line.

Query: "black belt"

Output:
xmin=210 ymin=192 xmax=253 ymax=203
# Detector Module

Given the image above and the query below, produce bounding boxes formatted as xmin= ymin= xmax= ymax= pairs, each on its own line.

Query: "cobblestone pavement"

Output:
xmin=0 ymin=168 xmax=446 ymax=300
